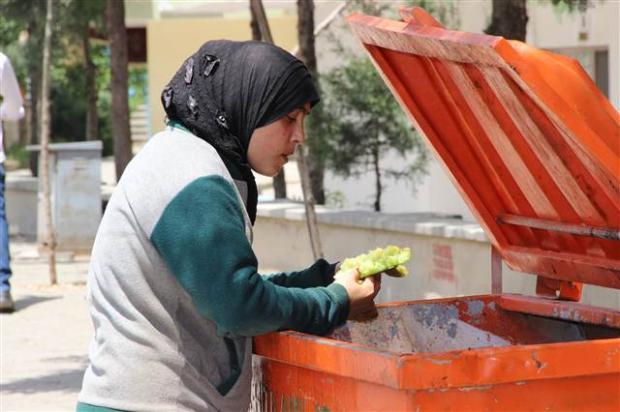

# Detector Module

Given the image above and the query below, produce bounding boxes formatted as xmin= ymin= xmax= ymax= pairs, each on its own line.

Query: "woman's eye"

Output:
xmin=286 ymin=115 xmax=296 ymax=122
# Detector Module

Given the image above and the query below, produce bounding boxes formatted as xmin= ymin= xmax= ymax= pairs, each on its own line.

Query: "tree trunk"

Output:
xmin=20 ymin=78 xmax=32 ymax=147
xmin=250 ymin=0 xmax=287 ymax=199
xmin=485 ymin=0 xmax=528 ymax=41
xmin=372 ymin=146 xmax=381 ymax=212
xmin=250 ymin=0 xmax=274 ymax=43
xmin=83 ymin=26 xmax=98 ymax=141
xmin=307 ymin=151 xmax=324 ymax=204
xmin=297 ymin=0 xmax=325 ymax=205
xmin=28 ymin=74 xmax=39 ymax=176
xmin=27 ymin=18 xmax=41 ymax=177
xmin=295 ymin=0 xmax=323 ymax=258
xmin=297 ymin=0 xmax=317 ymax=78
xmin=40 ymin=0 xmax=57 ymax=285
xmin=249 ymin=1 xmax=263 ymax=41
xmin=107 ymin=0 xmax=132 ymax=180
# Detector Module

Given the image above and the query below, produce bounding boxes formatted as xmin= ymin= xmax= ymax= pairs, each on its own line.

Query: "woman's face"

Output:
xmin=248 ymin=103 xmax=311 ymax=177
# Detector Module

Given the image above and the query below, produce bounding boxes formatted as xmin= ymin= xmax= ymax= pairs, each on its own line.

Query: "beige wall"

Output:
xmin=147 ymin=16 xmax=299 ymax=134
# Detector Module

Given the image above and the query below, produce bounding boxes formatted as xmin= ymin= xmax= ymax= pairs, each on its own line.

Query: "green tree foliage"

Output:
xmin=60 ymin=0 xmax=107 ymax=142
xmin=550 ymin=0 xmax=590 ymax=12
xmin=0 ymin=0 xmax=118 ymax=155
xmin=50 ymin=43 xmax=110 ymax=144
xmin=0 ymin=0 xmax=46 ymax=93
xmin=318 ymin=56 xmax=428 ymax=212
xmin=309 ymin=0 xmax=453 ymax=211
xmin=128 ymin=66 xmax=148 ymax=113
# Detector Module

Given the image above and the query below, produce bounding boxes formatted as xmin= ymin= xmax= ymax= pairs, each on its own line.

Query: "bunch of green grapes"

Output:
xmin=340 ymin=245 xmax=411 ymax=279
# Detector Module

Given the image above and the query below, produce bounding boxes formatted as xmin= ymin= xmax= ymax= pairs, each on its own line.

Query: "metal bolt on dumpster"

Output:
xmin=252 ymin=7 xmax=620 ymax=411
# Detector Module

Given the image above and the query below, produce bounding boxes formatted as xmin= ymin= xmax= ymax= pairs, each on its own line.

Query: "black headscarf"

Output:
xmin=161 ymin=40 xmax=320 ymax=224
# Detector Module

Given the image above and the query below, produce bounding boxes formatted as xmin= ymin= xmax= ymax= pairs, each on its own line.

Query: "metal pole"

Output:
xmin=297 ymin=146 xmax=323 ymax=259
xmin=498 ymin=214 xmax=620 ymax=241
xmin=491 ymin=245 xmax=502 ymax=294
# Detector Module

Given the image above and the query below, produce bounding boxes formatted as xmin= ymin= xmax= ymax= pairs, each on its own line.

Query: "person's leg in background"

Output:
xmin=0 ymin=162 xmax=14 ymax=313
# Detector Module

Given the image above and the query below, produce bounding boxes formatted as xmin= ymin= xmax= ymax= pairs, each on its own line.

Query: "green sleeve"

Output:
xmin=150 ymin=175 xmax=349 ymax=337
xmin=76 ymin=402 xmax=127 ymax=412
xmin=262 ymin=259 xmax=337 ymax=288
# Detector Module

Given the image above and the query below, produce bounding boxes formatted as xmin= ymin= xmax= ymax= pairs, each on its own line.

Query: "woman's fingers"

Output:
xmin=369 ymin=274 xmax=381 ymax=297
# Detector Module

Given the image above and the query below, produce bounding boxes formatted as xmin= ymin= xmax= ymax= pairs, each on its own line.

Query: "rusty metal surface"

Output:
xmin=331 ymin=303 xmax=511 ymax=353
xmin=253 ymin=295 xmax=620 ymax=388
xmin=327 ymin=296 xmax=615 ymax=352
xmin=327 ymin=298 xmax=588 ymax=353
xmin=347 ymin=8 xmax=620 ymax=290
xmin=498 ymin=213 xmax=620 ymax=240
xmin=499 ymin=293 xmax=620 ymax=329
xmin=252 ymin=295 xmax=620 ymax=410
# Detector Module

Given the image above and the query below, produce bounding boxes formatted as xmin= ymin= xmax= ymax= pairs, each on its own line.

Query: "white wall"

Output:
xmin=324 ymin=153 xmax=477 ymax=221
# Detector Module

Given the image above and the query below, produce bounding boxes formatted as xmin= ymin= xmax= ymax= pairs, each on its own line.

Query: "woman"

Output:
xmin=77 ymin=40 xmax=380 ymax=411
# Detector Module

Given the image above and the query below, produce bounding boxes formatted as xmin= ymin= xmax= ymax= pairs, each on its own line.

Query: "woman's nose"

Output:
xmin=291 ymin=116 xmax=306 ymax=145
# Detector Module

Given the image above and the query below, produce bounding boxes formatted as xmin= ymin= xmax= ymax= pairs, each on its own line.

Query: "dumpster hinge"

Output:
xmin=535 ymin=276 xmax=583 ymax=302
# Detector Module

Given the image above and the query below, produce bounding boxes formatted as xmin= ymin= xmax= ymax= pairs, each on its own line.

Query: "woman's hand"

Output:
xmin=333 ymin=268 xmax=381 ymax=320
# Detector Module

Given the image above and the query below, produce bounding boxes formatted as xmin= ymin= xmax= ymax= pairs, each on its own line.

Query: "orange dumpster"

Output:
xmin=252 ymin=7 xmax=620 ymax=411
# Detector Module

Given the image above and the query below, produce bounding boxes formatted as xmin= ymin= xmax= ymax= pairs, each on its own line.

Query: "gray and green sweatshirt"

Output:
xmin=77 ymin=126 xmax=349 ymax=411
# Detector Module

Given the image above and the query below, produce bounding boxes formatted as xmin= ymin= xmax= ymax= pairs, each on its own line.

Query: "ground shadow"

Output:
xmin=13 ymin=295 xmax=60 ymax=312
xmin=1 ymin=368 xmax=86 ymax=395
xmin=44 ymin=355 xmax=88 ymax=364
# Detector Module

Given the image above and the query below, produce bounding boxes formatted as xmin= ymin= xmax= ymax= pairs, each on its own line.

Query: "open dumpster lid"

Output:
xmin=347 ymin=8 xmax=620 ymax=290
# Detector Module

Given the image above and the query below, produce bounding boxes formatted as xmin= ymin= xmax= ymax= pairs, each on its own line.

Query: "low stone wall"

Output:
xmin=254 ymin=201 xmax=619 ymax=310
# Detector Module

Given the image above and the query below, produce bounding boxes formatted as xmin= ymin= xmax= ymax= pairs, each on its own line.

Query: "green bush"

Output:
xmin=6 ymin=143 xmax=29 ymax=169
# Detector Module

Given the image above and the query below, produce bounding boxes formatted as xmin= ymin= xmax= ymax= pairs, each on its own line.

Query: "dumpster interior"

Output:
xmin=328 ymin=296 xmax=619 ymax=354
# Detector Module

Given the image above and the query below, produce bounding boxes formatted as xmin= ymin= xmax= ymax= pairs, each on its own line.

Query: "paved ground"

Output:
xmin=1 ymin=242 xmax=92 ymax=411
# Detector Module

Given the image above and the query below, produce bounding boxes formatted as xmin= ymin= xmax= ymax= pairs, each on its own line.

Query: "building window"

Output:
xmin=550 ymin=47 xmax=609 ymax=97
xmin=594 ymin=49 xmax=609 ymax=97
